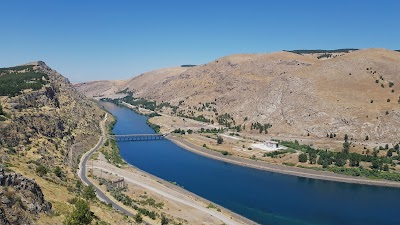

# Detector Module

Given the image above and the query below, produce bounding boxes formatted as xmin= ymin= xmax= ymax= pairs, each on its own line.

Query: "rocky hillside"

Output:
xmin=0 ymin=62 xmax=114 ymax=224
xmin=0 ymin=61 xmax=104 ymax=167
xmin=76 ymin=49 xmax=400 ymax=144
xmin=0 ymin=166 xmax=51 ymax=224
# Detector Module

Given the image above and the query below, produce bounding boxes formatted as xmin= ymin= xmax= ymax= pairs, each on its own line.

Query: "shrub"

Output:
xmin=383 ymin=164 xmax=389 ymax=171
xmin=217 ymin=136 xmax=223 ymax=144
xmin=64 ymin=199 xmax=93 ymax=225
xmin=83 ymin=185 xmax=96 ymax=201
xmin=298 ymin=153 xmax=308 ymax=163
xmin=54 ymin=166 xmax=63 ymax=178
xmin=36 ymin=165 xmax=48 ymax=176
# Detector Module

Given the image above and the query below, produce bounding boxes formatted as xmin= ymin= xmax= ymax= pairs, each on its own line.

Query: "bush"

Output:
xmin=383 ymin=164 xmax=389 ymax=171
xmin=134 ymin=213 xmax=143 ymax=223
xmin=36 ymin=165 xmax=48 ymax=176
xmin=54 ymin=166 xmax=63 ymax=178
xmin=298 ymin=153 xmax=308 ymax=163
xmin=161 ymin=215 xmax=169 ymax=225
xmin=83 ymin=185 xmax=96 ymax=201
xmin=221 ymin=151 xmax=229 ymax=156
xmin=217 ymin=136 xmax=223 ymax=144
xmin=64 ymin=199 xmax=93 ymax=225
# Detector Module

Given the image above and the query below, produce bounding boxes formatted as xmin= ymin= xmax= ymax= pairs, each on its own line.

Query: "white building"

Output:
xmin=264 ymin=140 xmax=279 ymax=149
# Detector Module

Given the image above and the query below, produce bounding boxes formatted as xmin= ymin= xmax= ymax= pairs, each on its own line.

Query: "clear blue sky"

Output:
xmin=0 ymin=0 xmax=399 ymax=82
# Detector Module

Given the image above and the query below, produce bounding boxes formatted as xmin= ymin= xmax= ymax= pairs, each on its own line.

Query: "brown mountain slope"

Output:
xmin=0 ymin=62 xmax=132 ymax=224
xmin=77 ymin=48 xmax=400 ymax=143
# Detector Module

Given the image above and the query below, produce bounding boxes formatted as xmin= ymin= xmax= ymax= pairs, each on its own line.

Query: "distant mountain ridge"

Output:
xmin=76 ymin=48 xmax=400 ymax=143
xmin=285 ymin=48 xmax=359 ymax=54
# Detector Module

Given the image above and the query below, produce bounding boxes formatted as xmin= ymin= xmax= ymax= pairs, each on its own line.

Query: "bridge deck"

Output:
xmin=108 ymin=134 xmax=166 ymax=141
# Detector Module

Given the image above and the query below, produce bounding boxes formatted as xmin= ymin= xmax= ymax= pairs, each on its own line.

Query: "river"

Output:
xmin=102 ymin=102 xmax=400 ymax=225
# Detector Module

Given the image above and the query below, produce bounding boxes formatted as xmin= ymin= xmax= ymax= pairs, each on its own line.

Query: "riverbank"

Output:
xmin=96 ymin=102 xmax=256 ymax=224
xmin=88 ymin=153 xmax=256 ymax=225
xmin=167 ymin=135 xmax=400 ymax=188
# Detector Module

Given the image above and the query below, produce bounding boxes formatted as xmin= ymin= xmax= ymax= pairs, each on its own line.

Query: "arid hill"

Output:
xmin=0 ymin=62 xmax=130 ymax=224
xmin=76 ymin=49 xmax=400 ymax=143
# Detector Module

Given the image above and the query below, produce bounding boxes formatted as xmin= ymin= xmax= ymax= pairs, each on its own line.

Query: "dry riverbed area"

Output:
xmin=87 ymin=153 xmax=251 ymax=225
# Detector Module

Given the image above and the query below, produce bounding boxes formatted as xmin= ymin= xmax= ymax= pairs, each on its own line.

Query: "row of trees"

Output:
xmin=298 ymin=134 xmax=398 ymax=171
xmin=250 ymin=122 xmax=272 ymax=134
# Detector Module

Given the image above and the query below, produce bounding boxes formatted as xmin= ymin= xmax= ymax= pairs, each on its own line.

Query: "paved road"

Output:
xmin=77 ymin=114 xmax=148 ymax=222
xmin=92 ymin=165 xmax=242 ymax=225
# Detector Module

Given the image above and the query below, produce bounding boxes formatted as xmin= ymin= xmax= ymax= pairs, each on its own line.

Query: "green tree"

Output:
xmin=394 ymin=144 xmax=399 ymax=151
xmin=335 ymin=153 xmax=347 ymax=167
xmin=308 ymin=150 xmax=317 ymax=164
xmin=187 ymin=129 xmax=193 ymax=134
xmin=371 ymin=158 xmax=382 ymax=170
xmin=383 ymin=164 xmax=389 ymax=171
xmin=344 ymin=134 xmax=349 ymax=142
xmin=64 ymin=199 xmax=93 ymax=225
xmin=83 ymin=185 xmax=96 ymax=201
xmin=349 ymin=153 xmax=360 ymax=167
xmin=342 ymin=142 xmax=350 ymax=154
xmin=298 ymin=153 xmax=308 ymax=163
xmin=161 ymin=215 xmax=169 ymax=225
xmin=217 ymin=136 xmax=224 ymax=144
xmin=134 ymin=213 xmax=143 ymax=223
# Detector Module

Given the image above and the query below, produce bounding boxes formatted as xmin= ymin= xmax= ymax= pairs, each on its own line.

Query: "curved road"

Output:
xmin=77 ymin=114 xmax=246 ymax=225
xmin=77 ymin=114 xmax=148 ymax=222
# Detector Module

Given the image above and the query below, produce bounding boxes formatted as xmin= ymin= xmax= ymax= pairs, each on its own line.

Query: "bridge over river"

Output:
xmin=108 ymin=133 xmax=167 ymax=141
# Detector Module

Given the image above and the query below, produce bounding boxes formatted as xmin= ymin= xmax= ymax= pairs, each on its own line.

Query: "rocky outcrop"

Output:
xmin=0 ymin=166 xmax=51 ymax=224
xmin=0 ymin=61 xmax=105 ymax=168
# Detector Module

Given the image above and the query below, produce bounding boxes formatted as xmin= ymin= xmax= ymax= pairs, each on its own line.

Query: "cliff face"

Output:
xmin=0 ymin=61 xmax=105 ymax=223
xmin=0 ymin=166 xmax=51 ymax=225
xmin=0 ymin=61 xmax=104 ymax=167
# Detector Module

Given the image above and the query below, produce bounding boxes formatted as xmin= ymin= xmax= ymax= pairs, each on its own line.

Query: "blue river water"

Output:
xmin=102 ymin=102 xmax=400 ymax=225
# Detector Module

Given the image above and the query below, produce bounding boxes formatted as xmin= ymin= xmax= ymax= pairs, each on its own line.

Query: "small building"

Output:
xmin=264 ymin=140 xmax=279 ymax=149
xmin=112 ymin=177 xmax=126 ymax=188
